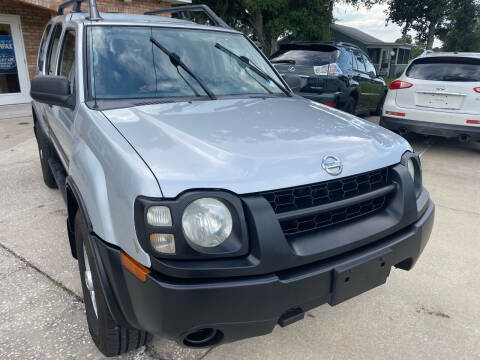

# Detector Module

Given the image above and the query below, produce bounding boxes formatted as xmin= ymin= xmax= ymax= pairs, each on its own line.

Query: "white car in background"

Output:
xmin=381 ymin=52 xmax=480 ymax=142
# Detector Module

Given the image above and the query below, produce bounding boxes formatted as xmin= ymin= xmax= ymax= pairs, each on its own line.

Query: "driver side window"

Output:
xmin=46 ymin=24 xmax=62 ymax=75
xmin=58 ymin=29 xmax=76 ymax=95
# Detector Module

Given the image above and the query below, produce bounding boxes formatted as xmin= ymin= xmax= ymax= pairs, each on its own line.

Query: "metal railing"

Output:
xmin=145 ymin=4 xmax=231 ymax=29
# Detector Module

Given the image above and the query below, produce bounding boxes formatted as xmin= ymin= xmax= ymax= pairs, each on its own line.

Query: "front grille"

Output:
xmin=261 ymin=167 xmax=391 ymax=237
xmin=280 ymin=196 xmax=387 ymax=236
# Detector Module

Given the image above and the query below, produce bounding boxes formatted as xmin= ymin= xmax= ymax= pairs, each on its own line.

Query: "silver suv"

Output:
xmin=31 ymin=1 xmax=435 ymax=356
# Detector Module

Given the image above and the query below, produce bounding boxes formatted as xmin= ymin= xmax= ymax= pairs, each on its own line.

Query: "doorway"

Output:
xmin=0 ymin=14 xmax=30 ymax=105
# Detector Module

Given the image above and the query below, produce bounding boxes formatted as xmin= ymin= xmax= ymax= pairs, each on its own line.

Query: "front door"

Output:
xmin=0 ymin=14 xmax=30 ymax=105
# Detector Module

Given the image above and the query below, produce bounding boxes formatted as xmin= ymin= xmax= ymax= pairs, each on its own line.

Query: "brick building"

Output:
xmin=0 ymin=0 xmax=190 ymax=105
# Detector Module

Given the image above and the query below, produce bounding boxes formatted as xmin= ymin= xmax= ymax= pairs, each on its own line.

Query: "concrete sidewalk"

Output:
xmin=1 ymin=114 xmax=479 ymax=359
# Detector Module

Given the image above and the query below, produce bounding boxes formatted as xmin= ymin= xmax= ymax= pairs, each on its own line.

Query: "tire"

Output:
xmin=35 ymin=125 xmax=57 ymax=189
xmin=343 ymin=96 xmax=356 ymax=115
xmin=75 ymin=211 xmax=151 ymax=357
xmin=373 ymin=93 xmax=386 ymax=116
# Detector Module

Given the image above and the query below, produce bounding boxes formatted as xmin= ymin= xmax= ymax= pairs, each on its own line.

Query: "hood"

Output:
xmin=103 ymin=97 xmax=411 ymax=198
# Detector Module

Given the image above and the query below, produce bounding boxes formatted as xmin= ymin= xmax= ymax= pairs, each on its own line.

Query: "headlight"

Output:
xmin=407 ymin=158 xmax=415 ymax=181
xmin=182 ymin=198 xmax=233 ymax=248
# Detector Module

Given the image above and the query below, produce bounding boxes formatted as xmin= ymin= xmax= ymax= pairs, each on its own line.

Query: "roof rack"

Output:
xmin=57 ymin=0 xmax=102 ymax=21
xmin=145 ymin=4 xmax=231 ymax=29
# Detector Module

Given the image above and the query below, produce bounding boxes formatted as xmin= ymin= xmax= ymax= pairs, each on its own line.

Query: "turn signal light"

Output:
xmin=389 ymin=80 xmax=413 ymax=90
xmin=150 ymin=233 xmax=175 ymax=254
xmin=120 ymin=251 xmax=150 ymax=283
xmin=474 ymin=87 xmax=480 ymax=93
xmin=467 ymin=120 xmax=480 ymax=124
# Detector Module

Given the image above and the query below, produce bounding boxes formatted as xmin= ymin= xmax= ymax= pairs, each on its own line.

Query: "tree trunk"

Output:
xmin=253 ymin=11 xmax=267 ymax=54
xmin=270 ymin=38 xmax=278 ymax=55
xmin=426 ymin=22 xmax=436 ymax=50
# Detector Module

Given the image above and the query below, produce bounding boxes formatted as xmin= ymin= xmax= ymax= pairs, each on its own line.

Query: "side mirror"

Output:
xmin=281 ymin=74 xmax=307 ymax=94
xmin=31 ymin=75 xmax=75 ymax=109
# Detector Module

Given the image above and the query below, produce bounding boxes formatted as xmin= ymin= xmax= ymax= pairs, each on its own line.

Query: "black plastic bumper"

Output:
xmin=380 ymin=116 xmax=480 ymax=141
xmin=92 ymin=198 xmax=434 ymax=346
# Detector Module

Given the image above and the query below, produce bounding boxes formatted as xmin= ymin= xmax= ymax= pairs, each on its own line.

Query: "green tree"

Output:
xmin=394 ymin=35 xmax=426 ymax=58
xmin=395 ymin=34 xmax=413 ymax=44
xmin=382 ymin=0 xmax=449 ymax=50
xmin=438 ymin=0 xmax=480 ymax=52
xmin=192 ymin=0 xmax=334 ymax=55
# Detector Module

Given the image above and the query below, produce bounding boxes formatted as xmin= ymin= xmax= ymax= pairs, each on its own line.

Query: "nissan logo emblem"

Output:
xmin=322 ymin=155 xmax=343 ymax=176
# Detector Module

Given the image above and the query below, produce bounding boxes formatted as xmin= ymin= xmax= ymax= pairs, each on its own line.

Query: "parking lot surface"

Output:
xmin=1 ymin=112 xmax=479 ymax=360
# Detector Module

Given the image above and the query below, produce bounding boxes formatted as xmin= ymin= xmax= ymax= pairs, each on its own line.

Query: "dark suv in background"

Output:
xmin=271 ymin=42 xmax=386 ymax=115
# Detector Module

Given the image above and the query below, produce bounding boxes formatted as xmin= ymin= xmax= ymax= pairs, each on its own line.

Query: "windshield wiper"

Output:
xmin=150 ymin=37 xmax=216 ymax=100
xmin=271 ymin=59 xmax=296 ymax=64
xmin=214 ymin=43 xmax=292 ymax=97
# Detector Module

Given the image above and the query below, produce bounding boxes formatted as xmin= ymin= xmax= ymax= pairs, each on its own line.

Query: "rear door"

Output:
xmin=396 ymin=57 xmax=480 ymax=115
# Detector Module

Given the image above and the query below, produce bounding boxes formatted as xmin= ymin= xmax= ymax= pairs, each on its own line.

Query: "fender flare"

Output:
xmin=66 ymin=177 xmax=131 ymax=328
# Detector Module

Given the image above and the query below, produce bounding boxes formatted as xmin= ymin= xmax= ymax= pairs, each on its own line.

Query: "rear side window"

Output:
xmin=338 ymin=49 xmax=354 ymax=70
xmin=46 ymin=24 xmax=62 ymax=75
xmin=353 ymin=51 xmax=366 ymax=72
xmin=406 ymin=57 xmax=480 ymax=81
xmin=37 ymin=24 xmax=51 ymax=71
xmin=271 ymin=47 xmax=339 ymax=66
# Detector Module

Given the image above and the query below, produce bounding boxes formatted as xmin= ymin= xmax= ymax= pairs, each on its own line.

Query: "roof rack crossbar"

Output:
xmin=57 ymin=0 xmax=102 ymax=21
xmin=144 ymin=4 xmax=231 ymax=29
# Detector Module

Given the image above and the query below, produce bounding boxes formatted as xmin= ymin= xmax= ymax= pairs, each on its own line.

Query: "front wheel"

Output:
xmin=373 ymin=93 xmax=386 ymax=116
xmin=75 ymin=211 xmax=151 ymax=357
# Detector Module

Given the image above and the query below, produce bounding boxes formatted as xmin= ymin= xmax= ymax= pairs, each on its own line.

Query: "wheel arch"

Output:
xmin=66 ymin=176 xmax=93 ymax=259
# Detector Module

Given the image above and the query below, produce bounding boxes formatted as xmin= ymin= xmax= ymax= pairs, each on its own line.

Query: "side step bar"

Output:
xmin=48 ymin=157 xmax=68 ymax=203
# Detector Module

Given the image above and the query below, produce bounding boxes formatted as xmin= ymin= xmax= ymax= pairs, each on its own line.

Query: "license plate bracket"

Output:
xmin=329 ymin=248 xmax=392 ymax=306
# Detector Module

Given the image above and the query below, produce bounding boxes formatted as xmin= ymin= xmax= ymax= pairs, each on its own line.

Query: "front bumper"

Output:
xmin=380 ymin=116 xmax=480 ymax=141
xmin=92 ymin=197 xmax=434 ymax=346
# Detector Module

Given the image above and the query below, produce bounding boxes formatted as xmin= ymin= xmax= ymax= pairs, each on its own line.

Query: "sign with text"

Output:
xmin=0 ymin=35 xmax=17 ymax=74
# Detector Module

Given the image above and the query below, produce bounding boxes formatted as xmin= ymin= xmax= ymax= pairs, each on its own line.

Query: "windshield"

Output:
xmin=406 ymin=57 xmax=480 ymax=82
xmin=87 ymin=26 xmax=284 ymax=100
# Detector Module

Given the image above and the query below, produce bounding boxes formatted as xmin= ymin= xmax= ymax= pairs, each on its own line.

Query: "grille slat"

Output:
xmin=261 ymin=168 xmax=391 ymax=237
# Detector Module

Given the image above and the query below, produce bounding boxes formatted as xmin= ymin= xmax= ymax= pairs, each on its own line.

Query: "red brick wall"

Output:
xmin=1 ymin=0 xmax=173 ymax=80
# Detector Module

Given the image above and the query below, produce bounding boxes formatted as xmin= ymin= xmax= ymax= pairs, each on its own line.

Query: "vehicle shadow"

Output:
xmin=402 ymin=133 xmax=480 ymax=155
